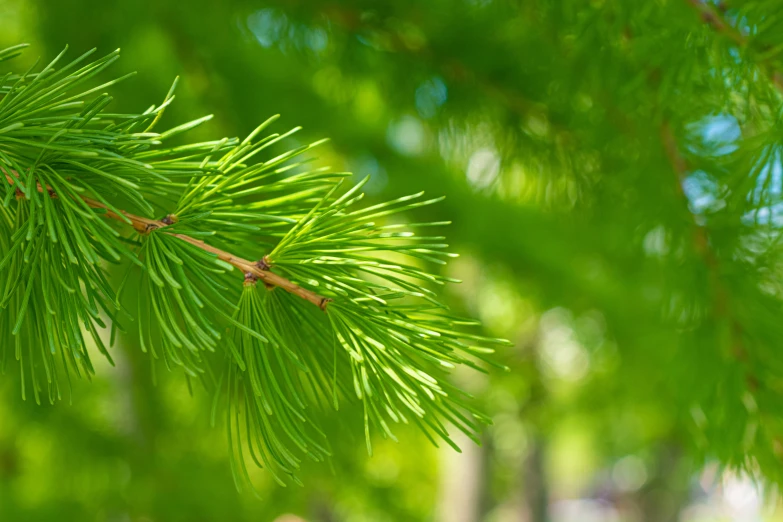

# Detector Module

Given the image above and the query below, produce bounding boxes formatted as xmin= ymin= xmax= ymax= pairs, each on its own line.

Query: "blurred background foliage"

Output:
xmin=3 ymin=0 xmax=783 ymax=520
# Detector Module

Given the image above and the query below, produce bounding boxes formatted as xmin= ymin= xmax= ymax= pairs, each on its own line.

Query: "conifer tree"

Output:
xmin=10 ymin=0 xmax=783 ymax=517
xmin=0 ymin=44 xmax=509 ymax=488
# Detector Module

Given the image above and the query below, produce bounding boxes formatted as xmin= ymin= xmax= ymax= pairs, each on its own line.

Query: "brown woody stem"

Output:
xmin=3 ymin=169 xmax=331 ymax=311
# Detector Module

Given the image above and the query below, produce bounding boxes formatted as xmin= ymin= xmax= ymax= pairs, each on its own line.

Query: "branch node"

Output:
xmin=244 ymin=272 xmax=258 ymax=286
xmin=700 ymin=9 xmax=717 ymax=25
xmin=161 ymin=214 xmax=178 ymax=225
xmin=256 ymin=256 xmax=272 ymax=271
xmin=319 ymin=297 xmax=332 ymax=311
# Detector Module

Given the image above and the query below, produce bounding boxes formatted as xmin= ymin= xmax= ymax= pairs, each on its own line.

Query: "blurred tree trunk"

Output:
xmin=309 ymin=496 xmax=337 ymax=522
xmin=436 ymin=430 xmax=485 ymax=522
xmin=636 ymin=444 xmax=690 ymax=522
xmin=522 ymin=433 xmax=550 ymax=522
xmin=520 ymin=330 xmax=550 ymax=522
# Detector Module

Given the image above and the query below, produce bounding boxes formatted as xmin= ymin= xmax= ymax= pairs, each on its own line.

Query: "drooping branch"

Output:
xmin=686 ymin=0 xmax=783 ymax=91
xmin=660 ymin=123 xmax=751 ymax=377
xmin=2 ymin=169 xmax=332 ymax=311
xmin=686 ymin=0 xmax=744 ymax=46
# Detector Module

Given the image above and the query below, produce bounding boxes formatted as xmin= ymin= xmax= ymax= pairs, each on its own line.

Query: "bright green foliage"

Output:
xmin=0 ymin=44 xmax=507 ymax=487
xmin=12 ymin=0 xmax=783 ymax=517
xmin=270 ymin=181 xmax=504 ymax=452
xmin=222 ymin=286 xmax=337 ymax=489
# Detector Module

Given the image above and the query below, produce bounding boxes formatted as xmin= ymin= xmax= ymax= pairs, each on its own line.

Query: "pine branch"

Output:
xmin=310 ymin=3 xmax=568 ymax=136
xmin=686 ymin=0 xmax=744 ymax=46
xmin=661 ymin=122 xmax=751 ymax=369
xmin=2 ymin=168 xmax=332 ymax=310
xmin=0 ymin=44 xmax=507 ymax=488
xmin=686 ymin=0 xmax=783 ymax=91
